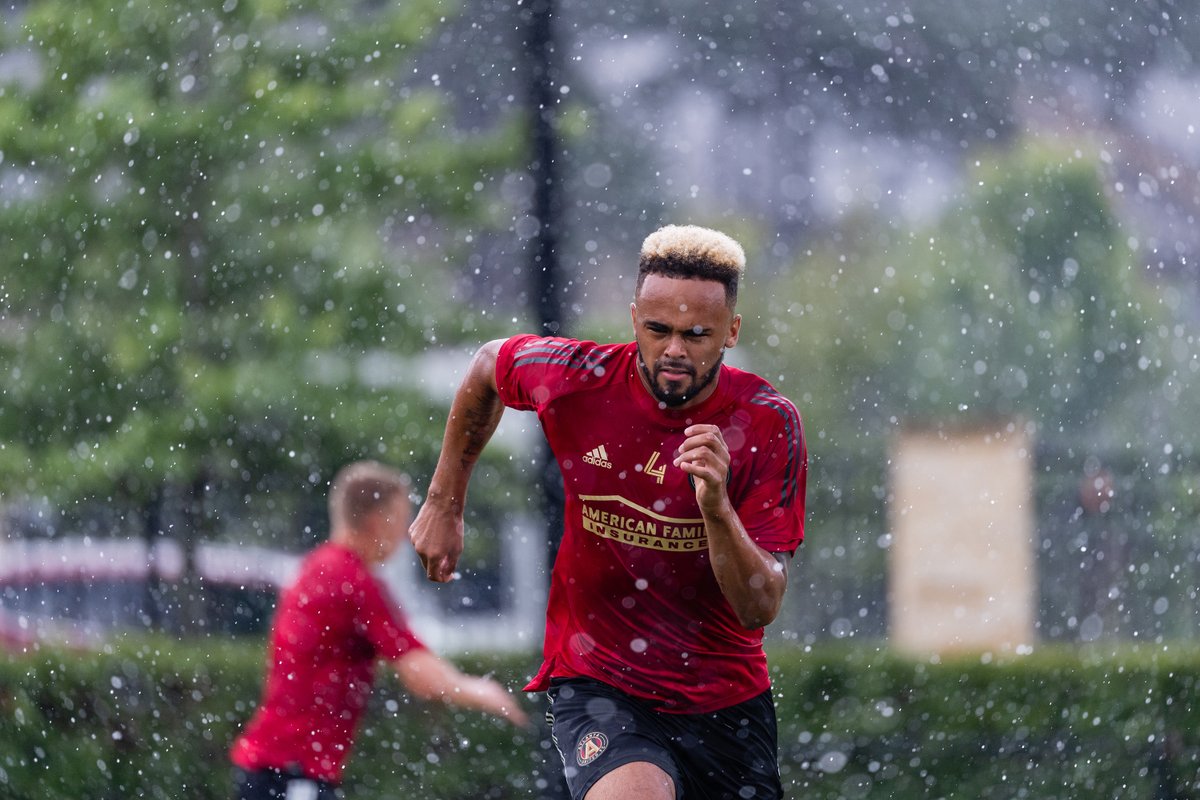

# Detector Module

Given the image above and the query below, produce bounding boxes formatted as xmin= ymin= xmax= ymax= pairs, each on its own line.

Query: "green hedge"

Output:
xmin=772 ymin=644 xmax=1200 ymax=799
xmin=3 ymin=638 xmax=1199 ymax=799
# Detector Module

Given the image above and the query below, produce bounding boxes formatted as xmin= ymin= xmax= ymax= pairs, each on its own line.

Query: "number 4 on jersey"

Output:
xmin=643 ymin=451 xmax=666 ymax=484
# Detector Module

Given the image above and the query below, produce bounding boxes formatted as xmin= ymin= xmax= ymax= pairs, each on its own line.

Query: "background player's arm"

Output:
xmin=410 ymin=339 xmax=506 ymax=582
xmin=675 ymin=423 xmax=789 ymax=629
xmin=394 ymin=648 xmax=529 ymax=726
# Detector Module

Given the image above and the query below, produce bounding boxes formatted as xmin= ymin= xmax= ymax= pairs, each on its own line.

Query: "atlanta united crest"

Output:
xmin=576 ymin=731 xmax=609 ymax=765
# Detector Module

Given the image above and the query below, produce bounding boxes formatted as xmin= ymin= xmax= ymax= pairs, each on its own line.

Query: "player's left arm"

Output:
xmin=674 ymin=423 xmax=791 ymax=629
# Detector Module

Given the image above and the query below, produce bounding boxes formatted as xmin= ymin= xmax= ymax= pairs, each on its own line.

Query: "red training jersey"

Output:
xmin=230 ymin=542 xmax=425 ymax=783
xmin=499 ymin=336 xmax=806 ymax=713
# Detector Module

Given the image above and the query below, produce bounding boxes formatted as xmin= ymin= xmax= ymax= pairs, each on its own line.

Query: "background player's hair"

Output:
xmin=636 ymin=224 xmax=747 ymax=308
xmin=328 ymin=460 xmax=410 ymax=530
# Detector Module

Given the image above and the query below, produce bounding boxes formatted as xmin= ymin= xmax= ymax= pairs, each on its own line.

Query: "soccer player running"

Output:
xmin=411 ymin=225 xmax=807 ymax=800
xmin=230 ymin=460 xmax=528 ymax=800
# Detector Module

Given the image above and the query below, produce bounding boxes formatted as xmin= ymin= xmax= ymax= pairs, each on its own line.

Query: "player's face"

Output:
xmin=631 ymin=274 xmax=740 ymax=409
xmin=371 ymin=495 xmax=412 ymax=563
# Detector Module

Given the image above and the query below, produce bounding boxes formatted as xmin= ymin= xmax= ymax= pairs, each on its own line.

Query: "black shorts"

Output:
xmin=546 ymin=677 xmax=782 ymax=800
xmin=231 ymin=766 xmax=341 ymax=800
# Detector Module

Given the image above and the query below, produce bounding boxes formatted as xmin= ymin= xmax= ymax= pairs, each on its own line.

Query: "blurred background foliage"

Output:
xmin=4 ymin=639 xmax=1200 ymax=799
xmin=0 ymin=0 xmax=524 ymax=540
xmin=751 ymin=138 xmax=1166 ymax=457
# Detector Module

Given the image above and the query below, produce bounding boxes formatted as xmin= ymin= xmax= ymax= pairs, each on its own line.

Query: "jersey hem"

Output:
xmin=527 ymin=662 xmax=770 ymax=715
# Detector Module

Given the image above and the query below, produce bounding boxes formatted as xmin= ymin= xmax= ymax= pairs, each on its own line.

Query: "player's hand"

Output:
xmin=477 ymin=679 xmax=531 ymax=728
xmin=408 ymin=499 xmax=464 ymax=582
xmin=673 ymin=423 xmax=731 ymax=510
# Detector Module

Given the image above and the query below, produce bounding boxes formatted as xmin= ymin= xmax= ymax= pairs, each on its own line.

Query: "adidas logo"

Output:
xmin=582 ymin=444 xmax=613 ymax=469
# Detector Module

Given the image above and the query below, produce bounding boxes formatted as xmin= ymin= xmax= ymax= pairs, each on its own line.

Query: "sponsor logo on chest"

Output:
xmin=582 ymin=444 xmax=613 ymax=469
xmin=579 ymin=495 xmax=707 ymax=552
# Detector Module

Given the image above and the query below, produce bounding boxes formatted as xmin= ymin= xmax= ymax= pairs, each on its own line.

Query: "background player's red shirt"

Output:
xmin=499 ymin=335 xmax=806 ymax=713
xmin=230 ymin=542 xmax=425 ymax=783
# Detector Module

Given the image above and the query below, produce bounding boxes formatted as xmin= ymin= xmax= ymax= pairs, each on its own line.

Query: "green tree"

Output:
xmin=755 ymin=137 xmax=1166 ymax=456
xmin=742 ymin=137 xmax=1177 ymax=641
xmin=0 ymin=0 xmax=521 ymax=625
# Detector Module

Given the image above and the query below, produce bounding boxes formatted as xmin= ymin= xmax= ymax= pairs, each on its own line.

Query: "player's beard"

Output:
xmin=637 ymin=349 xmax=724 ymax=408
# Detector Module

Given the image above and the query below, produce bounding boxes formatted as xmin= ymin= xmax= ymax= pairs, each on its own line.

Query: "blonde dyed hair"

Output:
xmin=636 ymin=224 xmax=746 ymax=307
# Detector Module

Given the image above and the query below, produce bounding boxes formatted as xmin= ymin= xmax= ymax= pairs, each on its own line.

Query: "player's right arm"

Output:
xmin=393 ymin=648 xmax=529 ymax=727
xmin=410 ymin=338 xmax=507 ymax=582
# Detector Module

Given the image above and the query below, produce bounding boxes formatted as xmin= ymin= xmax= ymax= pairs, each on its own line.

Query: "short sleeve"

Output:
xmin=495 ymin=334 xmax=546 ymax=411
xmin=496 ymin=335 xmax=614 ymax=412
xmin=735 ymin=390 xmax=807 ymax=554
xmin=353 ymin=568 xmax=426 ymax=662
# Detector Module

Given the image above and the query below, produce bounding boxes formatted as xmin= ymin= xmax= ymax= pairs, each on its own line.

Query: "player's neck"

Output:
xmin=330 ymin=530 xmax=379 ymax=564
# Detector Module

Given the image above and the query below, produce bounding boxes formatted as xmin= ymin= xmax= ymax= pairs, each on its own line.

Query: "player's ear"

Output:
xmin=725 ymin=314 xmax=741 ymax=349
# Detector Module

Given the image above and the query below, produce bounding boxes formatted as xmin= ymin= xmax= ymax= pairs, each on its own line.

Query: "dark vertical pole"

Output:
xmin=142 ymin=488 xmax=164 ymax=630
xmin=527 ymin=0 xmax=564 ymax=338
xmin=523 ymin=2 xmax=569 ymax=798
xmin=523 ymin=0 xmax=568 ymax=575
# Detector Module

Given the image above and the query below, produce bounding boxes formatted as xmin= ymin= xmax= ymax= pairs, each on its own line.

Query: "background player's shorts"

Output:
xmin=231 ymin=766 xmax=341 ymax=800
xmin=546 ymin=677 xmax=782 ymax=800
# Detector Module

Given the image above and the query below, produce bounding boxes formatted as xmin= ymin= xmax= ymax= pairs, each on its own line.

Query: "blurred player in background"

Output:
xmin=411 ymin=225 xmax=807 ymax=800
xmin=230 ymin=460 xmax=528 ymax=800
